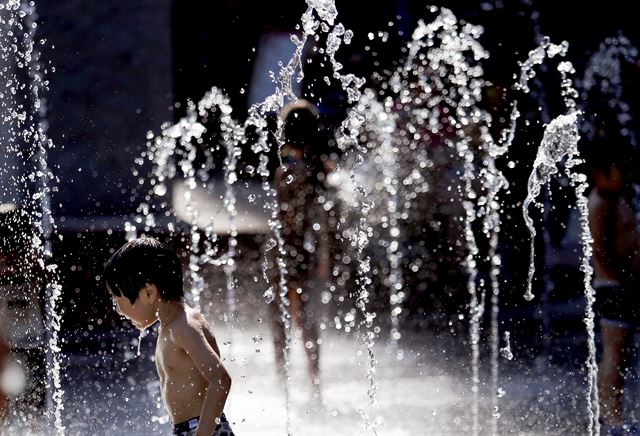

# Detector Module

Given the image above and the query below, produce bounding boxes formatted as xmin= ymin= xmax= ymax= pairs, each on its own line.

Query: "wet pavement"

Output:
xmin=6 ymin=307 xmax=635 ymax=435
xmin=4 ymin=246 xmax=640 ymax=435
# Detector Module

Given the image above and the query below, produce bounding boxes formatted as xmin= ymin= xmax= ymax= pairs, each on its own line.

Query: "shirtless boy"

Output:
xmin=105 ymin=237 xmax=233 ymax=436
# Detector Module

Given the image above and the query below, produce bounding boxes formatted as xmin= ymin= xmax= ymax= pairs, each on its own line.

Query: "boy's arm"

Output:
xmin=173 ymin=322 xmax=231 ymax=436
xmin=589 ymin=196 xmax=621 ymax=280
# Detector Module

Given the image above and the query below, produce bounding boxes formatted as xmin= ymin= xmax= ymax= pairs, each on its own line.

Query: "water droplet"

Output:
xmin=153 ymin=183 xmax=167 ymax=196
xmin=263 ymin=287 xmax=275 ymax=304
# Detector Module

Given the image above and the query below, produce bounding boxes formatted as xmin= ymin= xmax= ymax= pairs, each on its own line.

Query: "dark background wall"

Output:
xmin=37 ymin=0 xmax=174 ymax=218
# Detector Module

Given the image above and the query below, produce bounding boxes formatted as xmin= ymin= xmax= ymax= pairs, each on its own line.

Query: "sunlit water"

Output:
xmin=1 ymin=2 xmax=64 ymax=434
xmin=2 ymin=1 xmax=634 ymax=435
xmin=2 ymin=273 xmax=609 ymax=435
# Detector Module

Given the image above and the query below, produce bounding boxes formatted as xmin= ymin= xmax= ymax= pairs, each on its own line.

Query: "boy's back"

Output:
xmin=156 ymin=305 xmax=222 ymax=424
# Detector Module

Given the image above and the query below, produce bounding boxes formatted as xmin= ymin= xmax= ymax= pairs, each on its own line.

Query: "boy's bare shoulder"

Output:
xmin=168 ymin=306 xmax=211 ymax=340
xmin=164 ymin=306 xmax=222 ymax=359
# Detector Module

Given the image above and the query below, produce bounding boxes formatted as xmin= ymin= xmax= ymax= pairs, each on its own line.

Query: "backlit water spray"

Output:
xmin=1 ymin=1 xmax=64 ymax=434
xmin=234 ymin=0 xmax=374 ymax=432
xmin=519 ymin=37 xmax=600 ymax=434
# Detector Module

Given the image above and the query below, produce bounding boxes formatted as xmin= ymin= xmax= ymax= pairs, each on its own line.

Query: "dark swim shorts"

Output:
xmin=173 ymin=413 xmax=234 ymax=436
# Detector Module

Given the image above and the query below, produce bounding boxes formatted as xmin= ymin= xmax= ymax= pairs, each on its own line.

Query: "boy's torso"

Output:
xmin=155 ymin=308 xmax=221 ymax=424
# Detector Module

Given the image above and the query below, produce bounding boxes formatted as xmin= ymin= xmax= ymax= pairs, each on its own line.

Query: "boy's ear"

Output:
xmin=139 ymin=283 xmax=158 ymax=303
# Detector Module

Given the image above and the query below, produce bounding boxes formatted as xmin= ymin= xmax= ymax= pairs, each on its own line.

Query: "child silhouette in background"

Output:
xmin=588 ymin=143 xmax=640 ymax=435
xmin=270 ymin=99 xmax=330 ymax=401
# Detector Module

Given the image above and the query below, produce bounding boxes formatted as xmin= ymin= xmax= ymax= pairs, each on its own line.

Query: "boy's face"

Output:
xmin=107 ymin=284 xmax=158 ymax=330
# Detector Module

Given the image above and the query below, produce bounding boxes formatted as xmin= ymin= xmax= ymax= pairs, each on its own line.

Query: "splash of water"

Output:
xmin=248 ymin=113 xmax=296 ymax=434
xmin=580 ymin=34 xmax=638 ymax=147
xmin=480 ymin=133 xmax=508 ymax=434
xmin=137 ymin=88 xmax=241 ymax=309
xmin=369 ymin=8 xmax=500 ymax=433
xmin=510 ymin=37 xmax=602 ymax=434
xmin=399 ymin=9 xmax=490 ymax=434
xmin=338 ymin=102 xmax=380 ymax=430
xmin=0 ymin=2 xmax=64 ymax=434
xmin=478 ymin=32 xmax=575 ymax=436
xmin=281 ymin=5 xmax=381 ymax=427
xmin=179 ymin=102 xmax=206 ymax=305
xmin=520 ymin=42 xmax=600 ymax=430
xmin=246 ymin=1 xmax=368 ymax=432
xmin=503 ymin=36 xmax=571 ymax=302
xmin=193 ymin=90 xmax=241 ymax=321
xmin=499 ymin=331 xmax=513 ymax=361
xmin=136 ymin=329 xmax=147 ymax=357
xmin=523 ymin=110 xmax=600 ymax=434
xmin=377 ymin=101 xmax=405 ymax=353
xmin=355 ymin=92 xmax=405 ymax=355
xmin=0 ymin=1 xmax=64 ymax=435
xmin=215 ymin=92 xmax=241 ymax=340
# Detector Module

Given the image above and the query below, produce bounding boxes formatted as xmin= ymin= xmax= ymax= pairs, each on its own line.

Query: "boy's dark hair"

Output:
xmin=104 ymin=237 xmax=183 ymax=303
xmin=282 ymin=99 xmax=320 ymax=148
